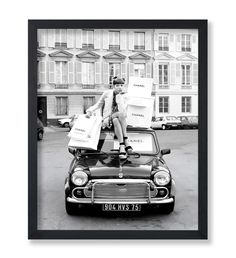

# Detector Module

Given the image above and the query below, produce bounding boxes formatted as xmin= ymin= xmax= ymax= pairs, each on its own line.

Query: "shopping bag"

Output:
xmin=126 ymin=97 xmax=154 ymax=128
xmin=68 ymin=114 xmax=100 ymax=141
xmin=127 ymin=77 xmax=153 ymax=98
xmin=68 ymin=115 xmax=102 ymax=150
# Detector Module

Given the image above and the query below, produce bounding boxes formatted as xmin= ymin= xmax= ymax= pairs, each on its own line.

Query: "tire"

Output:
xmin=38 ymin=131 xmax=43 ymax=140
xmin=64 ymin=122 xmax=69 ymax=128
xmin=162 ymin=124 xmax=166 ymax=130
xmin=65 ymin=197 xmax=78 ymax=215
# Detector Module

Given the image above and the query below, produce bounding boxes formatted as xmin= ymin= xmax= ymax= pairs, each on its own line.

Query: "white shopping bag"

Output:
xmin=68 ymin=115 xmax=100 ymax=140
xmin=126 ymin=97 xmax=154 ymax=128
xmin=127 ymin=77 xmax=153 ymax=98
xmin=68 ymin=115 xmax=102 ymax=150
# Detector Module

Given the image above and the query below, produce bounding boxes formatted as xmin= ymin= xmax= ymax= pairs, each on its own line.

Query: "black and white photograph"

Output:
xmin=29 ymin=20 xmax=207 ymax=239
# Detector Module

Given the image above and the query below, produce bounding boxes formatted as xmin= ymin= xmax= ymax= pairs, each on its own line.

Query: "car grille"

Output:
xmin=84 ymin=182 xmax=157 ymax=199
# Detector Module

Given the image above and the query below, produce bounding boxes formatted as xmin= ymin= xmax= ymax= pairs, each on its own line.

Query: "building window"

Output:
xmin=109 ymin=63 xmax=121 ymax=85
xmin=181 ymin=34 xmax=191 ymax=52
xmin=159 ymin=97 xmax=169 ymax=113
xmin=56 ymin=97 xmax=68 ymax=115
xmin=159 ymin=64 xmax=169 ymax=88
xmin=55 ymin=29 xmax=67 ymax=48
xmin=82 ymin=30 xmax=94 ymax=49
xmin=55 ymin=61 xmax=68 ymax=85
xmin=158 ymin=33 xmax=169 ymax=51
xmin=83 ymin=96 xmax=95 ymax=114
xmin=134 ymin=63 xmax=145 ymax=78
xmin=82 ymin=62 xmax=95 ymax=85
xmin=134 ymin=32 xmax=145 ymax=50
xmin=181 ymin=64 xmax=191 ymax=87
xmin=182 ymin=97 xmax=191 ymax=113
xmin=109 ymin=31 xmax=120 ymax=50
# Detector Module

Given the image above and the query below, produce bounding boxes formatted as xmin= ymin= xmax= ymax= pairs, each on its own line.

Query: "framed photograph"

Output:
xmin=28 ymin=20 xmax=207 ymax=239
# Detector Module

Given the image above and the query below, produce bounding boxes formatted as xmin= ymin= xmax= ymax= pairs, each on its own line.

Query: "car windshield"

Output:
xmin=188 ymin=116 xmax=198 ymax=122
xmin=96 ymin=132 xmax=158 ymax=155
xmin=166 ymin=116 xmax=177 ymax=121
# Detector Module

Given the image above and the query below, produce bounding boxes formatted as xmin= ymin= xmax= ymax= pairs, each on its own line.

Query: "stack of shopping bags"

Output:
xmin=68 ymin=114 xmax=102 ymax=150
xmin=126 ymin=77 xmax=154 ymax=128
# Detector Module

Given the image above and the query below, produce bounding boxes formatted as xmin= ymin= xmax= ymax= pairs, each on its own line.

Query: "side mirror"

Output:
xmin=161 ymin=149 xmax=171 ymax=156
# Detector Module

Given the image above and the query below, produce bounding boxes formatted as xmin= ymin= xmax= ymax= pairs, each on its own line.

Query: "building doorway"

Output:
xmin=37 ymin=97 xmax=47 ymax=126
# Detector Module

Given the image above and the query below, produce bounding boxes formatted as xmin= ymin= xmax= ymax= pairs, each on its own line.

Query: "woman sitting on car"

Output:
xmin=86 ymin=77 xmax=133 ymax=159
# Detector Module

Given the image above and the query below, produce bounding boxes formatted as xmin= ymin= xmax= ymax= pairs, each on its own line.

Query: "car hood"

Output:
xmin=81 ymin=155 xmax=156 ymax=179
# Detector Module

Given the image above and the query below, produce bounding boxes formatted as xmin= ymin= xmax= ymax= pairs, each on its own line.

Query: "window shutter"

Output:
xmin=192 ymin=34 xmax=198 ymax=53
xmin=129 ymin=63 xmax=134 ymax=77
xmin=68 ymin=61 xmax=74 ymax=84
xmin=145 ymin=31 xmax=152 ymax=50
xmin=95 ymin=62 xmax=102 ymax=84
xmin=193 ymin=63 xmax=198 ymax=84
xmin=39 ymin=61 xmax=46 ymax=83
xmin=176 ymin=34 xmax=181 ymax=52
xmin=75 ymin=29 xmax=82 ymax=49
xmin=38 ymin=29 xmax=46 ymax=47
xmin=67 ymin=29 xmax=74 ymax=48
xmin=103 ymin=30 xmax=109 ymax=50
xmin=146 ymin=63 xmax=152 ymax=78
xmin=129 ymin=31 xmax=134 ymax=50
xmin=103 ymin=62 xmax=109 ymax=84
xmin=121 ymin=63 xmax=127 ymax=81
xmin=154 ymin=32 xmax=158 ymax=51
xmin=170 ymin=62 xmax=175 ymax=85
xmin=175 ymin=63 xmax=181 ymax=84
xmin=48 ymin=29 xmax=55 ymax=48
xmin=153 ymin=62 xmax=159 ymax=84
xmin=94 ymin=30 xmax=101 ymax=49
xmin=75 ymin=61 xmax=82 ymax=84
xmin=48 ymin=61 xmax=55 ymax=83
xmin=169 ymin=34 xmax=175 ymax=52
xmin=120 ymin=31 xmax=127 ymax=50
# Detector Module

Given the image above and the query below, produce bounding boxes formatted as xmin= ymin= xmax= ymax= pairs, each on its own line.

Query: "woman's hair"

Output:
xmin=113 ymin=76 xmax=125 ymax=85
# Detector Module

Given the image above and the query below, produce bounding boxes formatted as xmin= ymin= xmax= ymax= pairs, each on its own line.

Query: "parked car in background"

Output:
xmin=177 ymin=116 xmax=198 ymax=129
xmin=65 ymin=127 xmax=175 ymax=215
xmin=37 ymin=118 xmax=44 ymax=140
xmin=69 ymin=114 xmax=79 ymax=130
xmin=58 ymin=117 xmax=73 ymax=128
xmin=151 ymin=116 xmax=181 ymax=130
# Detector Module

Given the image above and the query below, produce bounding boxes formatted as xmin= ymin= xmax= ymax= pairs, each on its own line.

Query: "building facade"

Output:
xmin=37 ymin=29 xmax=198 ymax=125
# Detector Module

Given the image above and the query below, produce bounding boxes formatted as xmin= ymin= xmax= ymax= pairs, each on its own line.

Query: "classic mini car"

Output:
xmin=177 ymin=116 xmax=198 ymax=129
xmin=65 ymin=127 xmax=176 ymax=214
xmin=151 ymin=116 xmax=181 ymax=130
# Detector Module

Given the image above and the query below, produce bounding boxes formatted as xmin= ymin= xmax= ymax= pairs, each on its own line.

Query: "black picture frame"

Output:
xmin=28 ymin=19 xmax=207 ymax=239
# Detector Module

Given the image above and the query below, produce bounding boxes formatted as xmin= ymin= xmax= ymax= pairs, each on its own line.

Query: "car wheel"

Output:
xmin=64 ymin=122 xmax=69 ymax=128
xmin=162 ymin=125 xmax=166 ymax=130
xmin=38 ymin=131 xmax=43 ymax=140
xmin=65 ymin=197 xmax=78 ymax=215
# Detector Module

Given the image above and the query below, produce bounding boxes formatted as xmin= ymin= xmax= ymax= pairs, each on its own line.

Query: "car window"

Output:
xmin=98 ymin=132 xmax=158 ymax=154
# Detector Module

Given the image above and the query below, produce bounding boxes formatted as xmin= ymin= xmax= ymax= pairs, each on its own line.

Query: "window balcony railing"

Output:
xmin=109 ymin=44 xmax=120 ymax=50
xmin=159 ymin=84 xmax=169 ymax=89
xmin=55 ymin=42 xmax=67 ymax=49
xmin=82 ymin=84 xmax=95 ymax=89
xmin=181 ymin=47 xmax=191 ymax=52
xmin=158 ymin=46 xmax=169 ymax=51
xmin=55 ymin=84 xmax=69 ymax=89
xmin=82 ymin=43 xmax=94 ymax=49
xmin=134 ymin=45 xmax=145 ymax=50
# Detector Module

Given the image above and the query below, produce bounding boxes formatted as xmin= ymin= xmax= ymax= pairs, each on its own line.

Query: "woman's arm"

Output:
xmin=86 ymin=91 xmax=107 ymax=114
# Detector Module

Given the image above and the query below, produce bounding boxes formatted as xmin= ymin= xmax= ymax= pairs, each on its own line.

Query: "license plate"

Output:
xmin=102 ymin=204 xmax=141 ymax=211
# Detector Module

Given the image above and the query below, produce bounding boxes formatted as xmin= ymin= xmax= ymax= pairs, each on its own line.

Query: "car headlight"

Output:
xmin=154 ymin=169 xmax=170 ymax=186
xmin=71 ymin=168 xmax=88 ymax=186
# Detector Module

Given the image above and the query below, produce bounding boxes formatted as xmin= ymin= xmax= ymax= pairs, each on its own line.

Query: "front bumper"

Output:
xmin=66 ymin=179 xmax=176 ymax=205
